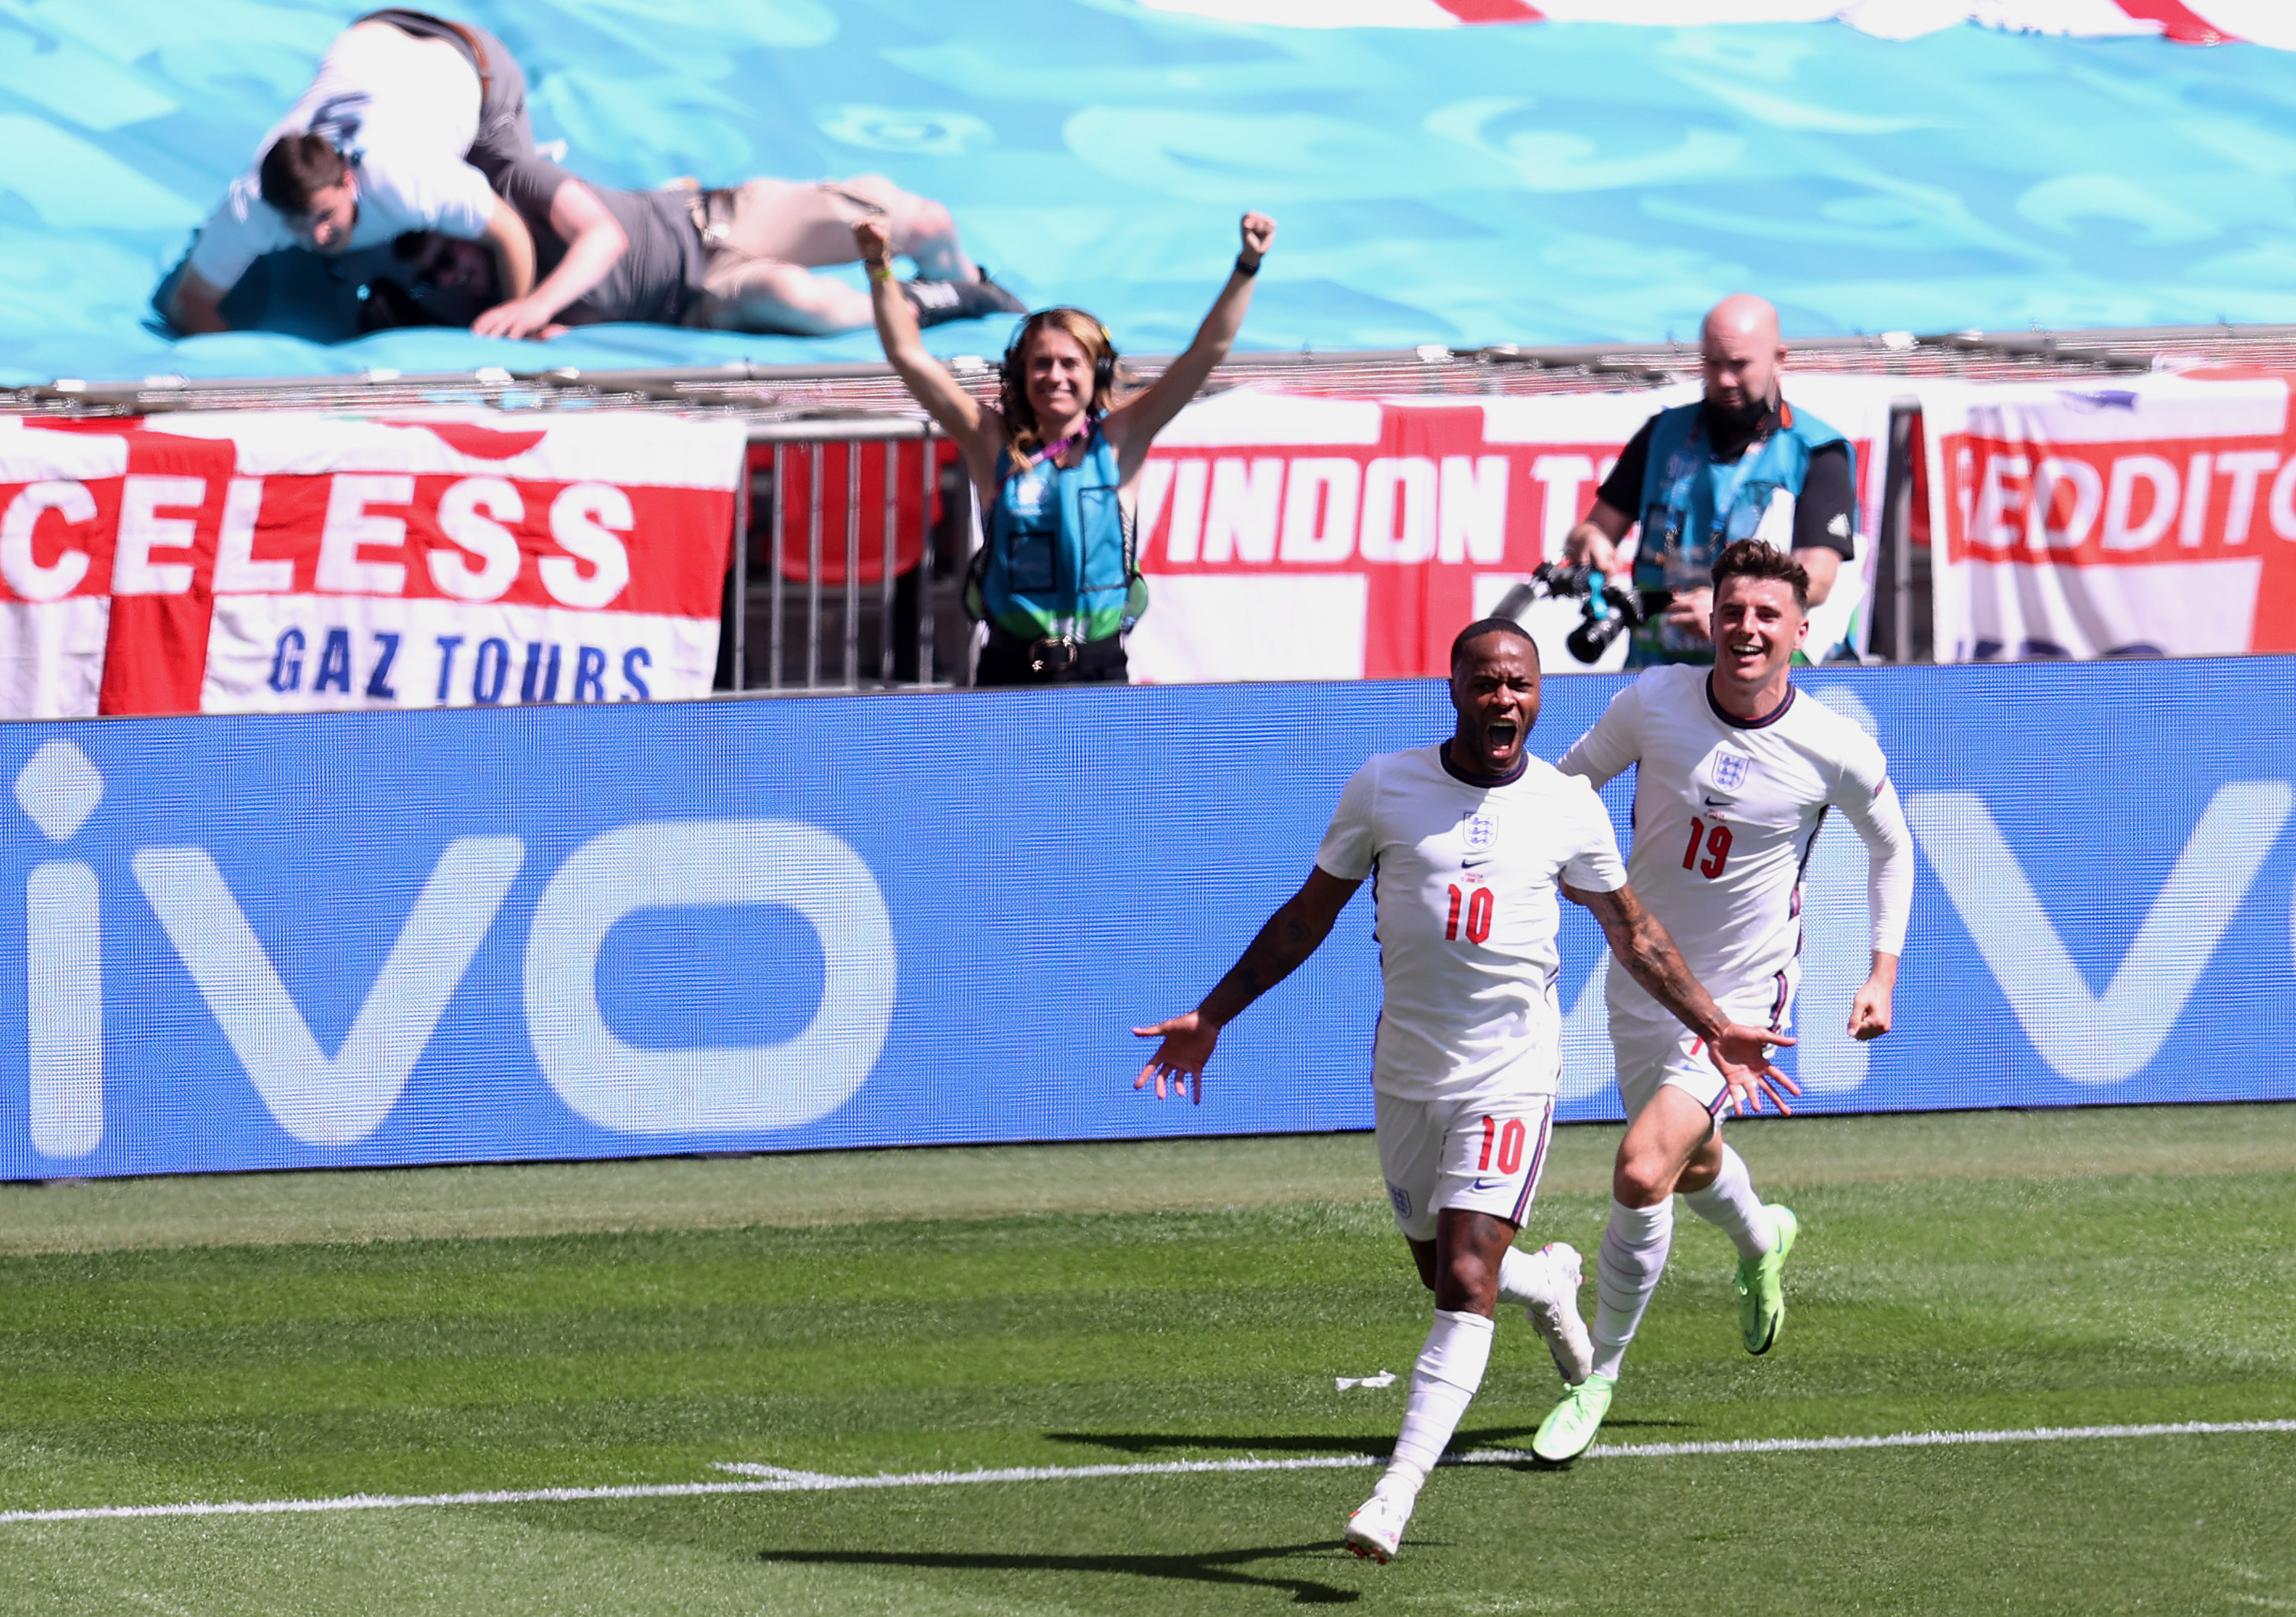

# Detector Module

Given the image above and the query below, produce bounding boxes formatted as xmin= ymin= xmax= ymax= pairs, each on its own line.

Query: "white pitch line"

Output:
xmin=3 ymin=1420 xmax=2290 ymax=1527
xmin=1557 ymin=1418 xmax=2296 ymax=1461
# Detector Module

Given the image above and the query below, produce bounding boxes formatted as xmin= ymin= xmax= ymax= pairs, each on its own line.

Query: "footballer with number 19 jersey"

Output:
xmin=1528 ymin=541 xmax=1913 ymax=1471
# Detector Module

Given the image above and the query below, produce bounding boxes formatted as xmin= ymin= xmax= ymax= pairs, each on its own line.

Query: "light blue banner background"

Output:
xmin=4 ymin=2 xmax=2296 ymax=386
xmin=0 ymin=659 xmax=2291 ymax=1180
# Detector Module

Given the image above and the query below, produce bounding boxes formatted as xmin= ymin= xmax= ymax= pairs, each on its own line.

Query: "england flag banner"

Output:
xmin=0 ymin=419 xmax=133 ymax=720
xmin=1916 ymin=370 xmax=2296 ymax=663
xmin=1126 ymin=377 xmax=1897 ymax=683
xmin=0 ymin=412 xmax=745 ymax=719
xmin=141 ymin=411 xmax=746 ymax=715
xmin=0 ymin=418 xmax=240 ymax=720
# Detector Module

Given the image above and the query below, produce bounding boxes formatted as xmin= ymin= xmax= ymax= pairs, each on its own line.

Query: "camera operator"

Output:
xmin=1565 ymin=295 xmax=1857 ymax=667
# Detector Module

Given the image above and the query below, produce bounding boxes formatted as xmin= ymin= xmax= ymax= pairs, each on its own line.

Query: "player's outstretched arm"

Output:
xmin=1133 ymin=866 xmax=1358 ymax=1104
xmin=1565 ymin=880 xmax=1800 ymax=1114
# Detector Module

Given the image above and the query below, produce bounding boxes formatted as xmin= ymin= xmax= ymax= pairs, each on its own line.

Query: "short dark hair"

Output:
xmin=1711 ymin=539 xmax=1810 ymax=611
xmin=1450 ymin=616 xmax=1538 ymax=669
xmin=259 ymin=133 xmax=350 ymax=216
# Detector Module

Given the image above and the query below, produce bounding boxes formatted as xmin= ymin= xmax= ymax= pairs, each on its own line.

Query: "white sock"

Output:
xmin=1378 ymin=1309 xmax=1495 ymax=1502
xmin=1590 ymin=1198 xmax=1674 ymax=1381
xmin=1495 ymin=1243 xmax=1560 ymax=1308
xmin=1681 ymin=1145 xmax=1776 ymax=1262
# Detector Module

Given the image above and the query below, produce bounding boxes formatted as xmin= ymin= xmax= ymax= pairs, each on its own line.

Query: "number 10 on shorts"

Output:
xmin=1478 ymin=1114 xmax=1527 ymax=1175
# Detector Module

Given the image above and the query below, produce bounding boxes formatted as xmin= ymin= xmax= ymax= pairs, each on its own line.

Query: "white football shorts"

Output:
xmin=1611 ymin=963 xmax=1798 ymax=1123
xmin=1375 ymin=1087 xmax=1557 ymax=1244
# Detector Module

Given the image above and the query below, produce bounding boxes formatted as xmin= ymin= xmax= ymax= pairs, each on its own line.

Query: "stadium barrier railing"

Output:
xmin=730 ymin=419 xmax=967 ymax=694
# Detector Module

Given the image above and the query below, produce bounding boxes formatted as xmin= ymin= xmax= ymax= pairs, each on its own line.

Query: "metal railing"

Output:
xmin=15 ymin=322 xmax=2294 ymax=422
xmin=728 ymin=419 xmax=971 ymax=693
xmin=19 ymin=324 xmax=2296 ymax=688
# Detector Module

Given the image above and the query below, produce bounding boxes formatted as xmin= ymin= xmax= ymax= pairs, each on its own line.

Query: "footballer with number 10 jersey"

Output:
xmin=1131 ymin=620 xmax=1797 ymax=1566
xmin=1316 ymin=745 xmax=1627 ymax=1107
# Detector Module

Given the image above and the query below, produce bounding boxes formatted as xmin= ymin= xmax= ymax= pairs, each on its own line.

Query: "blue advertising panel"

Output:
xmin=2 ymin=657 xmax=2292 ymax=1180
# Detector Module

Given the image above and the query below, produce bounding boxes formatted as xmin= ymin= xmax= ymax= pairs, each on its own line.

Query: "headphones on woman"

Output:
xmin=1000 ymin=308 xmax=1118 ymax=420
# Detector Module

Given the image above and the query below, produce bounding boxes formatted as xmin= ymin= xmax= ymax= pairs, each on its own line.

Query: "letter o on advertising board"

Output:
xmin=525 ymin=819 xmax=896 ymax=1133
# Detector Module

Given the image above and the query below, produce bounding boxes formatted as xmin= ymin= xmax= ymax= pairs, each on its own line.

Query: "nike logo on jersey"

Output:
xmin=1703 ymin=794 xmax=1732 ymax=810
xmin=1462 ymin=853 xmax=1492 ymax=868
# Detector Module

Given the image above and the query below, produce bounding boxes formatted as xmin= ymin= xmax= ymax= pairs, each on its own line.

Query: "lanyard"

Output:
xmin=1677 ymin=419 xmax=1768 ymax=541
xmin=1019 ymin=423 xmax=1091 ymax=477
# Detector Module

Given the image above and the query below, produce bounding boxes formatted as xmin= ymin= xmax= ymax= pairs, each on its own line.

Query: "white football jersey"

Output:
xmin=1316 ymin=744 xmax=1627 ymax=1102
xmin=1557 ymin=664 xmax=1912 ymax=1021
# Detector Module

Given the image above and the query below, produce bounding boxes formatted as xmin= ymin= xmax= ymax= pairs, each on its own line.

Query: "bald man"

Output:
xmin=1564 ymin=295 xmax=1857 ymax=666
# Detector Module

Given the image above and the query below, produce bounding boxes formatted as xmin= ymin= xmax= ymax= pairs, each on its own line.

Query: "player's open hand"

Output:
xmin=1239 ymin=212 xmax=1276 ymax=261
xmin=1848 ymin=977 xmax=1893 ymax=1042
xmin=1707 ymin=1021 xmax=1799 ymax=1116
xmin=853 ymin=217 xmax=893 ymax=266
xmin=1132 ymin=1012 xmax=1220 ymax=1104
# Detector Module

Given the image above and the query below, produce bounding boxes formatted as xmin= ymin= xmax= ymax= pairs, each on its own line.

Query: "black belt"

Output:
xmin=1026 ymin=634 xmax=1081 ymax=675
xmin=686 ymin=188 xmax=736 ymax=244
xmin=985 ymin=624 xmax=1123 ymax=679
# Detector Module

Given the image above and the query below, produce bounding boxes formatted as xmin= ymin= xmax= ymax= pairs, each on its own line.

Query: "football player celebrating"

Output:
xmin=1531 ymin=539 xmax=1913 ymax=1463
xmin=1134 ymin=618 xmax=1794 ymax=1563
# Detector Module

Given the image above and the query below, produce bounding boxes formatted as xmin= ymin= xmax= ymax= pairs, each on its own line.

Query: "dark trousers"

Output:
xmin=977 ymin=628 xmax=1128 ymax=687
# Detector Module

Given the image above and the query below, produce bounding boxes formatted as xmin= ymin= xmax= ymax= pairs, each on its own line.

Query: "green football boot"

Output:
xmin=1735 ymin=1204 xmax=1799 ymax=1355
xmin=1531 ymin=1372 xmax=1614 ymax=1462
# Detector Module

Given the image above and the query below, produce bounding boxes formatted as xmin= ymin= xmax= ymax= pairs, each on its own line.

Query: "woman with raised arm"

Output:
xmin=855 ymin=211 xmax=1277 ymax=686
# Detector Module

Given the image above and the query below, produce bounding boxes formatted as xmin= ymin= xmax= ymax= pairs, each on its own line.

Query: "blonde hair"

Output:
xmin=1000 ymin=308 xmax=1117 ymax=460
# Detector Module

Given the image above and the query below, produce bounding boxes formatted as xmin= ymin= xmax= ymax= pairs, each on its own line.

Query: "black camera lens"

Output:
xmin=1565 ymin=585 xmax=1668 ymax=663
xmin=1566 ymin=611 xmax=1629 ymax=663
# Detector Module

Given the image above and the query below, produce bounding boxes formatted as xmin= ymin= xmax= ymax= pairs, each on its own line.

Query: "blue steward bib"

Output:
xmin=978 ymin=425 xmax=1145 ymax=643
xmin=1630 ymin=399 xmax=1848 ymax=665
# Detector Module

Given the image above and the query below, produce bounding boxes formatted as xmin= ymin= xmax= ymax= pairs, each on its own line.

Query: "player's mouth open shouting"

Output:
xmin=1457 ymin=654 xmax=1538 ymax=770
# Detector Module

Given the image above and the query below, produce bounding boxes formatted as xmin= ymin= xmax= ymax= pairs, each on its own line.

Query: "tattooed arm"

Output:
xmin=1566 ymin=880 xmax=1800 ymax=1113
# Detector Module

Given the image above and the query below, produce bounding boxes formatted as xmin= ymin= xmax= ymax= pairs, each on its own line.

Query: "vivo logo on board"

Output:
xmin=13 ymin=741 xmax=898 ymax=1159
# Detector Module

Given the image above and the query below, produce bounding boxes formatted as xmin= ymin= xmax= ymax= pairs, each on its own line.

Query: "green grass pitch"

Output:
xmin=2 ymin=1104 xmax=2294 ymax=1615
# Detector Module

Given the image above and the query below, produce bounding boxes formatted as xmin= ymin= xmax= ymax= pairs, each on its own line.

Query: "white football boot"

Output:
xmin=1343 ymin=1488 xmax=1412 ymax=1563
xmin=1523 ymin=1241 xmax=1593 ymax=1386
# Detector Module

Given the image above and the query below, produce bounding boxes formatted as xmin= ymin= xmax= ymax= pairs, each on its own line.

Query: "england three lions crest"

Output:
xmin=1711 ymin=752 xmax=1752 ymax=792
xmin=1460 ymin=810 xmax=1496 ymax=867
